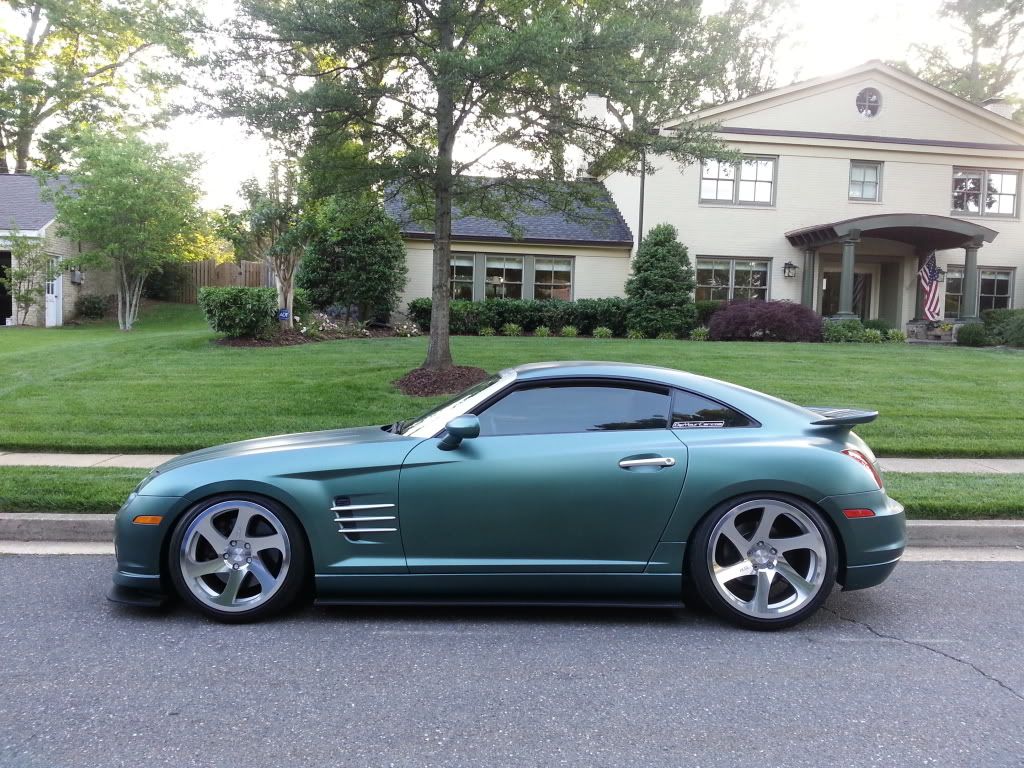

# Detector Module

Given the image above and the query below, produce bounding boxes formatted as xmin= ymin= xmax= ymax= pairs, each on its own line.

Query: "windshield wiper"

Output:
xmin=389 ymin=420 xmax=407 ymax=434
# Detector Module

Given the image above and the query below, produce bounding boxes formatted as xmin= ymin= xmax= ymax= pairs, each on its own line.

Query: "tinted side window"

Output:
xmin=671 ymin=390 xmax=756 ymax=429
xmin=477 ymin=384 xmax=670 ymax=436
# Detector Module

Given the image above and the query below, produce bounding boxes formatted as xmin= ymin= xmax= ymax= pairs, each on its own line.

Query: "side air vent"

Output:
xmin=331 ymin=497 xmax=397 ymax=540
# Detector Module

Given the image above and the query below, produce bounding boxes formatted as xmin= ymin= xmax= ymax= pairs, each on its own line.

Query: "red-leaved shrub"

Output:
xmin=708 ymin=300 xmax=823 ymax=342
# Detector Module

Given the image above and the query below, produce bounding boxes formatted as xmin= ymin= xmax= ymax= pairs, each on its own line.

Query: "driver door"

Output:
xmin=398 ymin=380 xmax=688 ymax=573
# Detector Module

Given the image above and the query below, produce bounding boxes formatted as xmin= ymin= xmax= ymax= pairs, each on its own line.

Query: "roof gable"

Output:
xmin=665 ymin=61 xmax=1024 ymax=149
xmin=384 ymin=179 xmax=634 ymax=247
xmin=0 ymin=174 xmax=69 ymax=232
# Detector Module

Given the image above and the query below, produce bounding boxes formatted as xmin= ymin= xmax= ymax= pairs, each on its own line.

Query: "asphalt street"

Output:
xmin=1 ymin=555 xmax=1022 ymax=768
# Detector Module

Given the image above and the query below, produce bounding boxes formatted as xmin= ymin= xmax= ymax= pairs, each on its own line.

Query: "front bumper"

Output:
xmin=107 ymin=493 xmax=183 ymax=607
xmin=818 ymin=489 xmax=906 ymax=591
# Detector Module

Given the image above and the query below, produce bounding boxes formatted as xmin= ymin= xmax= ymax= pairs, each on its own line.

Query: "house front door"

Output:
xmin=822 ymin=271 xmax=872 ymax=321
xmin=44 ymin=258 xmax=62 ymax=327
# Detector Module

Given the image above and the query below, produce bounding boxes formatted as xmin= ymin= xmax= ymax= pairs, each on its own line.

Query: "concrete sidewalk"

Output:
xmin=2 ymin=451 xmax=1024 ymax=473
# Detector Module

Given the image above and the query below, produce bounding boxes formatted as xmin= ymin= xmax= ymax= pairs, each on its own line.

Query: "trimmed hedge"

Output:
xmin=956 ymin=322 xmax=991 ymax=347
xmin=982 ymin=308 xmax=1024 ymax=344
xmin=407 ymin=297 xmax=629 ymax=336
xmin=709 ymin=300 xmax=823 ymax=342
xmin=1002 ymin=315 xmax=1024 ymax=348
xmin=198 ymin=286 xmax=278 ymax=339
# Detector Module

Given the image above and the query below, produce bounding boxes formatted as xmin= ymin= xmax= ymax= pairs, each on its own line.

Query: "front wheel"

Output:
xmin=688 ymin=495 xmax=837 ymax=630
xmin=168 ymin=494 xmax=308 ymax=623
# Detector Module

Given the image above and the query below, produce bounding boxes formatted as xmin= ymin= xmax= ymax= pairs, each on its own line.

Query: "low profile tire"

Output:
xmin=688 ymin=494 xmax=838 ymax=631
xmin=168 ymin=494 xmax=309 ymax=623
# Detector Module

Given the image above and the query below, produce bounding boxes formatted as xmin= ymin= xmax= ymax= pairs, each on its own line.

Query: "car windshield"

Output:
xmin=396 ymin=374 xmax=500 ymax=435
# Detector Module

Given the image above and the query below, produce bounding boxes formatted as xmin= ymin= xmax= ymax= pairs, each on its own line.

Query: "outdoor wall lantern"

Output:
xmin=783 ymin=261 xmax=798 ymax=279
xmin=936 ymin=268 xmax=946 ymax=283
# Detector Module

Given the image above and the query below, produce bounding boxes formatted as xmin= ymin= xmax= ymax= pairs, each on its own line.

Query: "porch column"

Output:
xmin=834 ymin=231 xmax=859 ymax=319
xmin=961 ymin=239 xmax=982 ymax=321
xmin=800 ymin=248 xmax=816 ymax=307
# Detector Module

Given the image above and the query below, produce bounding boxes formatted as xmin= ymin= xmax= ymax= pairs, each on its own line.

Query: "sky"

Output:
xmin=158 ymin=0 xmax=954 ymax=210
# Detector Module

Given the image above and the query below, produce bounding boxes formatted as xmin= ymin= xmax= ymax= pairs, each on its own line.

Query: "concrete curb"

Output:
xmin=2 ymin=513 xmax=1024 ymax=548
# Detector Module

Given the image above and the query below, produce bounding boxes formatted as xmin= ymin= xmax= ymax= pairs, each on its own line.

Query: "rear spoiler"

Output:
xmin=805 ymin=407 xmax=878 ymax=427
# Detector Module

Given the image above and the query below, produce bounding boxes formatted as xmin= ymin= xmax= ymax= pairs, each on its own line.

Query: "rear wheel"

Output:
xmin=167 ymin=494 xmax=308 ymax=623
xmin=689 ymin=495 xmax=837 ymax=630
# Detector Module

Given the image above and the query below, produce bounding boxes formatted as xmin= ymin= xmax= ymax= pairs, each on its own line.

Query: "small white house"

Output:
xmin=0 ymin=174 xmax=111 ymax=327
xmin=603 ymin=61 xmax=1024 ymax=329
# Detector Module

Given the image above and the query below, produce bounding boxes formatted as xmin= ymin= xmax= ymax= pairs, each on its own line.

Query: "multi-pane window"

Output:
xmin=533 ymin=257 xmax=572 ymax=300
xmin=695 ymin=257 xmax=769 ymax=301
xmin=952 ymin=169 xmax=1019 ymax=216
xmin=980 ymin=269 xmax=1012 ymax=312
xmin=944 ymin=268 xmax=963 ymax=319
xmin=484 ymin=255 xmax=523 ymax=299
xmin=450 ymin=255 xmax=474 ymax=300
xmin=700 ymin=157 xmax=776 ymax=205
xmin=943 ymin=267 xmax=1013 ymax=318
xmin=849 ymin=161 xmax=882 ymax=201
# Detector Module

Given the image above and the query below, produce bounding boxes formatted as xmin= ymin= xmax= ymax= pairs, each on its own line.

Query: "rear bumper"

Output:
xmin=818 ymin=489 xmax=906 ymax=591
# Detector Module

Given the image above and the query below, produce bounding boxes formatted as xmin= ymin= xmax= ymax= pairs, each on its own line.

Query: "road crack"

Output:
xmin=823 ymin=606 xmax=1024 ymax=704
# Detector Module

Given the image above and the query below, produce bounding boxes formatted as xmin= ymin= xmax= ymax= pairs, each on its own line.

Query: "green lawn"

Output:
xmin=0 ymin=467 xmax=1019 ymax=519
xmin=1 ymin=302 xmax=1023 ymax=456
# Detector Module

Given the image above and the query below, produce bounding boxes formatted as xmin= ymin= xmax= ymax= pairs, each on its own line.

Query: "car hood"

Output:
xmin=154 ymin=425 xmax=412 ymax=473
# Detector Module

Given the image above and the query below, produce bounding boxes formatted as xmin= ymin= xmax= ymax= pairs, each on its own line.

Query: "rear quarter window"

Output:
xmin=671 ymin=389 xmax=757 ymax=429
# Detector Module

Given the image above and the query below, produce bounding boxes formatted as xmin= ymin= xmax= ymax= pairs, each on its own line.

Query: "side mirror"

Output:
xmin=438 ymin=414 xmax=480 ymax=451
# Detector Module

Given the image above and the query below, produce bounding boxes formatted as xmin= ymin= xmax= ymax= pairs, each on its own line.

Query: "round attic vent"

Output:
xmin=856 ymin=87 xmax=881 ymax=118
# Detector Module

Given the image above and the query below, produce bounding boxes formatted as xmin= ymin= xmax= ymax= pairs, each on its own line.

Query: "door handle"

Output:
xmin=619 ymin=456 xmax=676 ymax=469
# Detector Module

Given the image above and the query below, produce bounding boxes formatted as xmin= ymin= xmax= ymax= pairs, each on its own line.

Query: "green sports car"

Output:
xmin=109 ymin=361 xmax=905 ymax=630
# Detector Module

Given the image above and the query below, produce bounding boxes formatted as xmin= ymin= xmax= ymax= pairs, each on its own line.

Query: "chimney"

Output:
xmin=982 ymin=97 xmax=1015 ymax=120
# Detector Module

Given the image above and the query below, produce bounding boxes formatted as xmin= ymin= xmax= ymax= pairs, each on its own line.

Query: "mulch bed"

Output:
xmin=214 ymin=327 xmax=395 ymax=348
xmin=394 ymin=365 xmax=489 ymax=396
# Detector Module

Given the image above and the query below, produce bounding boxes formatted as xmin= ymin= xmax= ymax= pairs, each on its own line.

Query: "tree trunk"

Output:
xmin=14 ymin=129 xmax=32 ymax=174
xmin=273 ymin=253 xmax=296 ymax=330
xmin=423 ymin=0 xmax=456 ymax=372
xmin=548 ymin=83 xmax=566 ymax=180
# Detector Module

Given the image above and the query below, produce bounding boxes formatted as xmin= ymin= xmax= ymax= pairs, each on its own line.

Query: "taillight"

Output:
xmin=842 ymin=449 xmax=883 ymax=489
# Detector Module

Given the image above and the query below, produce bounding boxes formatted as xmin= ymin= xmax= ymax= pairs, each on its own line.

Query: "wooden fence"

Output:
xmin=180 ymin=260 xmax=273 ymax=304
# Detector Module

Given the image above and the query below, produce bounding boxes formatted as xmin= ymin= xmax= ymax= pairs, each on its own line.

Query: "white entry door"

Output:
xmin=44 ymin=258 xmax=62 ymax=327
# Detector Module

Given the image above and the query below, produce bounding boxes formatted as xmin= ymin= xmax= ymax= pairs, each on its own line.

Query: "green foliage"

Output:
xmin=46 ymin=131 xmax=203 ymax=330
xmin=690 ymin=326 xmax=710 ymax=341
xmin=198 ymin=286 xmax=278 ymax=339
xmin=500 ymin=322 xmax=523 ymax=337
xmin=885 ymin=328 xmax=908 ymax=343
xmin=592 ymin=326 xmax=613 ymax=339
xmin=0 ymin=228 xmax=51 ymax=324
xmin=656 ymin=331 xmax=677 ymax=340
xmin=296 ymin=195 xmax=407 ymax=321
xmin=533 ymin=325 xmax=551 ymax=338
xmin=1001 ymin=315 xmax=1024 ymax=348
xmin=406 ymin=297 xmax=630 ymax=336
xmin=0 ymin=0 xmax=199 ymax=173
xmin=143 ymin=260 xmax=191 ymax=302
xmin=407 ymin=298 xmax=433 ymax=331
xmin=862 ymin=328 xmax=884 ymax=344
xmin=694 ymin=300 xmax=723 ymax=327
xmin=625 ymin=224 xmax=697 ymax=338
xmin=822 ymin=319 xmax=867 ymax=343
xmin=560 ymin=325 xmax=579 ymax=338
xmin=863 ymin=318 xmax=893 ymax=332
xmin=956 ymin=322 xmax=991 ymax=347
xmin=74 ymin=294 xmax=107 ymax=321
xmin=627 ymin=329 xmax=647 ymax=340
xmin=478 ymin=326 xmax=496 ymax=337
xmin=982 ymin=308 xmax=1024 ymax=342
xmin=292 ymin=288 xmax=314 ymax=322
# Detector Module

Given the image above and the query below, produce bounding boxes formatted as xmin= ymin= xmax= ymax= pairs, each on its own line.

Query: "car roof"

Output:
xmin=503 ymin=361 xmax=813 ymax=426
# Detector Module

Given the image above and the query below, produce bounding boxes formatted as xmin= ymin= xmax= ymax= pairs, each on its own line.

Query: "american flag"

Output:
xmin=918 ymin=252 xmax=942 ymax=321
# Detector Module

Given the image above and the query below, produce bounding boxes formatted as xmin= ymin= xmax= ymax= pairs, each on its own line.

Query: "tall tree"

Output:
xmin=225 ymin=168 xmax=305 ymax=331
xmin=0 ymin=0 xmax=200 ymax=173
xmin=899 ymin=0 xmax=1024 ymax=114
xmin=212 ymin=0 xmax=743 ymax=371
xmin=701 ymin=0 xmax=793 ymax=104
xmin=45 ymin=131 xmax=205 ymax=330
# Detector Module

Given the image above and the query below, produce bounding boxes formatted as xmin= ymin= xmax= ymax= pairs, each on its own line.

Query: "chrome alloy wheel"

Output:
xmin=706 ymin=498 xmax=828 ymax=620
xmin=178 ymin=500 xmax=291 ymax=614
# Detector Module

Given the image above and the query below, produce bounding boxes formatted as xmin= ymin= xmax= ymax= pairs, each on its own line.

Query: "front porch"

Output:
xmin=785 ymin=213 xmax=999 ymax=330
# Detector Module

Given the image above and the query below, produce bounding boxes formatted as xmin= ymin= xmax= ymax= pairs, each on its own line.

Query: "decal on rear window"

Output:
xmin=672 ymin=420 xmax=726 ymax=429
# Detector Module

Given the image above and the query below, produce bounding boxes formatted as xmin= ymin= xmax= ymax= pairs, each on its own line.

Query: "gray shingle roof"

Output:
xmin=0 ymin=174 xmax=71 ymax=232
xmin=384 ymin=179 xmax=634 ymax=247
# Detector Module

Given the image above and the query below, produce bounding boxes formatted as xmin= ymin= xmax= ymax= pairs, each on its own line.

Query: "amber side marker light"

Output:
xmin=843 ymin=509 xmax=876 ymax=519
xmin=132 ymin=515 xmax=163 ymax=525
